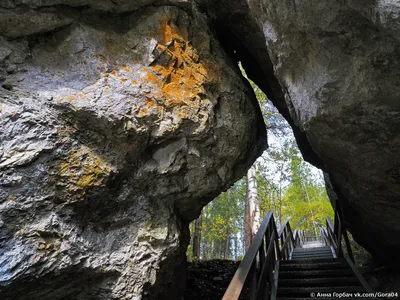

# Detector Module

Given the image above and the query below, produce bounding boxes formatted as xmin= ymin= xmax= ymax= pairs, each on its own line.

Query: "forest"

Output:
xmin=187 ymin=69 xmax=334 ymax=261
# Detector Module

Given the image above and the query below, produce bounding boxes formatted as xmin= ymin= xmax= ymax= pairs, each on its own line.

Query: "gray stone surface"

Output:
xmin=260 ymin=0 xmax=400 ymax=263
xmin=0 ymin=2 xmax=266 ymax=299
xmin=208 ymin=0 xmax=400 ymax=263
xmin=1 ymin=0 xmax=399 ymax=298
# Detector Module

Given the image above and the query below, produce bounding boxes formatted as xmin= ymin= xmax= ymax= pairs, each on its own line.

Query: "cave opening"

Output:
xmin=184 ymin=13 xmax=377 ymax=299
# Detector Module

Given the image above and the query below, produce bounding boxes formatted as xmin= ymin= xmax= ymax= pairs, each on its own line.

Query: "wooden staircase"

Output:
xmin=222 ymin=201 xmax=374 ymax=300
xmin=277 ymin=247 xmax=368 ymax=299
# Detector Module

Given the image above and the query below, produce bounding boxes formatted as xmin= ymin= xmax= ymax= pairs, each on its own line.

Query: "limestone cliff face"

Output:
xmin=1 ymin=0 xmax=399 ymax=298
xmin=208 ymin=0 xmax=400 ymax=263
xmin=0 ymin=2 xmax=266 ymax=299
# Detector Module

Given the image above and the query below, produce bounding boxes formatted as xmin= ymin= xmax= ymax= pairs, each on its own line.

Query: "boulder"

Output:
xmin=0 ymin=2 xmax=266 ymax=299
xmin=207 ymin=0 xmax=400 ymax=263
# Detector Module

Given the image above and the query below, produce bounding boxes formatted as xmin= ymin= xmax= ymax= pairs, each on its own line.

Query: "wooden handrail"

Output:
xmin=278 ymin=220 xmax=289 ymax=237
xmin=343 ymin=255 xmax=373 ymax=293
xmin=222 ymin=212 xmax=296 ymax=300
xmin=224 ymin=202 xmax=371 ymax=300
xmin=322 ymin=202 xmax=355 ymax=263
xmin=222 ymin=211 xmax=273 ymax=300
xmin=319 ymin=201 xmax=373 ymax=292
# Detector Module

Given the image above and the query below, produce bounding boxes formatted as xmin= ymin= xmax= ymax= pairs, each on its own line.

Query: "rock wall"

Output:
xmin=1 ymin=0 xmax=399 ymax=298
xmin=0 ymin=2 xmax=266 ymax=299
xmin=207 ymin=0 xmax=400 ymax=263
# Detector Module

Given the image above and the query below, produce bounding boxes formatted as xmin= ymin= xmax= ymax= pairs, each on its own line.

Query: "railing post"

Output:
xmin=274 ymin=221 xmax=281 ymax=261
xmin=250 ymin=260 xmax=257 ymax=300
xmin=337 ymin=201 xmax=355 ymax=263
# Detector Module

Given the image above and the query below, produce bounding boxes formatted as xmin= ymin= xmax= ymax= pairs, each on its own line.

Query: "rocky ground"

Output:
xmin=184 ymin=259 xmax=242 ymax=300
xmin=361 ymin=260 xmax=400 ymax=295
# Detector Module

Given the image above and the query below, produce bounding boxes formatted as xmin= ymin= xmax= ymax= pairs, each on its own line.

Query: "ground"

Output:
xmin=184 ymin=259 xmax=242 ymax=300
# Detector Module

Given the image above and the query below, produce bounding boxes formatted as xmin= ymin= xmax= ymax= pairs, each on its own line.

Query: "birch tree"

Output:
xmin=245 ymin=164 xmax=261 ymax=249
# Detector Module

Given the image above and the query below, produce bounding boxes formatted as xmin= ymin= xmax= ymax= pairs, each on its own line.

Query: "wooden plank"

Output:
xmin=278 ymin=220 xmax=289 ymax=238
xmin=250 ymin=261 xmax=257 ymax=300
xmin=342 ymin=229 xmax=355 ymax=262
xmin=337 ymin=201 xmax=355 ymax=263
xmin=271 ymin=261 xmax=280 ymax=300
xmin=281 ymin=234 xmax=291 ymax=260
xmin=337 ymin=219 xmax=343 ymax=257
xmin=287 ymin=224 xmax=296 ymax=246
xmin=344 ymin=255 xmax=374 ymax=293
xmin=326 ymin=225 xmax=338 ymax=250
xmin=326 ymin=217 xmax=334 ymax=232
xmin=222 ymin=211 xmax=273 ymax=300
xmin=259 ymin=238 xmax=266 ymax=268
xmin=256 ymin=231 xmax=276 ymax=294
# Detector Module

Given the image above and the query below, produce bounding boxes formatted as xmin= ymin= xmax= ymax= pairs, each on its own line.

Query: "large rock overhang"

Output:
xmin=206 ymin=0 xmax=400 ymax=263
xmin=0 ymin=2 xmax=266 ymax=299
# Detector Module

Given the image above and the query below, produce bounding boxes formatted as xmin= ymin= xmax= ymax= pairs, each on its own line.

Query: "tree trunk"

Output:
xmin=192 ymin=212 xmax=202 ymax=258
xmin=202 ymin=241 xmax=207 ymax=260
xmin=234 ymin=235 xmax=237 ymax=259
xmin=302 ymin=181 xmax=318 ymax=237
xmin=224 ymin=231 xmax=230 ymax=259
xmin=245 ymin=164 xmax=260 ymax=249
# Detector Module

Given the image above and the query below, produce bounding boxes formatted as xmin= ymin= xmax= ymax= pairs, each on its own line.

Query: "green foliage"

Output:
xmin=257 ymin=139 xmax=334 ymax=234
xmin=187 ymin=64 xmax=336 ymax=260
xmin=187 ymin=178 xmax=247 ymax=260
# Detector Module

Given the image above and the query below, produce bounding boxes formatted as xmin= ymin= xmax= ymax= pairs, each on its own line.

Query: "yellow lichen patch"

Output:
xmin=137 ymin=107 xmax=149 ymax=118
xmin=8 ymin=195 xmax=16 ymax=201
xmin=142 ymin=18 xmax=210 ymax=114
xmin=59 ymin=147 xmax=112 ymax=199
xmin=56 ymin=92 xmax=89 ymax=104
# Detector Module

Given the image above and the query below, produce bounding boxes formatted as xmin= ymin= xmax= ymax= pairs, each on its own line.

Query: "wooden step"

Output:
xmin=292 ymin=253 xmax=334 ymax=258
xmin=291 ymin=256 xmax=334 ymax=260
xmin=284 ymin=258 xmax=341 ymax=264
xmin=293 ymin=250 xmax=332 ymax=255
xmin=278 ymin=298 xmax=369 ymax=300
xmin=292 ymin=250 xmax=333 ymax=255
xmin=279 ymin=262 xmax=348 ymax=271
xmin=293 ymin=247 xmax=331 ymax=252
xmin=277 ymin=286 xmax=365 ymax=297
xmin=279 ymin=277 xmax=361 ymax=287
xmin=279 ymin=269 xmax=354 ymax=279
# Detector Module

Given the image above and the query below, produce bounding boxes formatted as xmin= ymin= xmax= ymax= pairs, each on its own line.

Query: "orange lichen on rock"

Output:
xmin=159 ymin=19 xmax=178 ymax=44
xmin=146 ymin=72 xmax=159 ymax=84
xmin=142 ymin=18 xmax=210 ymax=112
xmin=146 ymin=100 xmax=155 ymax=107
